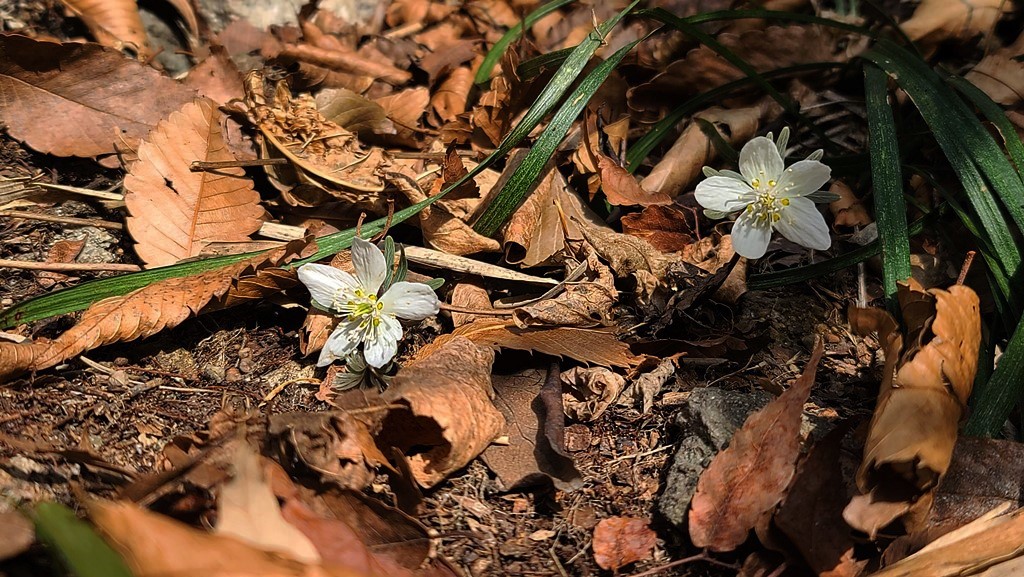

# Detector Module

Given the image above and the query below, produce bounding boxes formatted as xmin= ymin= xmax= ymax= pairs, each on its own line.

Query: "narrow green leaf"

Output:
xmin=474 ymin=35 xmax=644 ymax=236
xmin=945 ymin=73 xmax=1024 ymax=179
xmin=966 ymin=321 xmax=1024 ymax=437
xmin=864 ymin=64 xmax=911 ymax=309
xmin=517 ymin=46 xmax=574 ymax=79
xmin=474 ymin=0 xmax=577 ymax=85
xmin=34 ymin=502 xmax=133 ymax=577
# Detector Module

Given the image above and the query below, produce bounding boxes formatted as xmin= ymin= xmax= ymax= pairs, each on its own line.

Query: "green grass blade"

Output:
xmin=34 ymin=502 xmax=133 ymax=577
xmin=945 ymin=73 xmax=1024 ymax=178
xmin=864 ymin=64 xmax=911 ymax=309
xmin=474 ymin=35 xmax=645 ymax=236
xmin=517 ymin=46 xmax=575 ymax=79
xmin=1 ymin=2 xmax=637 ymax=328
xmin=474 ymin=0 xmax=577 ymax=85
xmin=966 ymin=322 xmax=1024 ymax=437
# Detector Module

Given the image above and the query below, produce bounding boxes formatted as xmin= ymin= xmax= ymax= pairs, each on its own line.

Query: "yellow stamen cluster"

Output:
xmin=332 ymin=287 xmax=385 ymax=328
xmin=745 ymin=170 xmax=791 ymax=225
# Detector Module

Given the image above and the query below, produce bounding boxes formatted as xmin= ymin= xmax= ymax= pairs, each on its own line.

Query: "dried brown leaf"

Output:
xmin=431 ymin=66 xmax=473 ymax=125
xmin=186 ymin=45 xmax=246 ymax=106
xmin=269 ymin=411 xmax=384 ymax=491
xmin=415 ymin=317 xmax=636 ymax=369
xmin=59 ymin=0 xmax=150 ymax=56
xmin=598 ymin=154 xmax=672 ymax=206
xmin=689 ymin=341 xmax=824 ymax=551
xmin=217 ymin=443 xmax=321 ymax=563
xmin=845 ymin=281 xmax=981 ymax=538
xmin=0 ymin=243 xmax=304 ymax=379
xmin=829 ymin=181 xmax=873 ymax=228
xmin=377 ymin=337 xmax=504 ymax=488
xmin=316 ymin=88 xmax=396 ymax=136
xmin=561 ymin=366 xmax=626 ymax=422
xmin=592 ymin=517 xmax=658 ymax=571
xmin=512 ymin=253 xmax=617 ymax=328
xmin=482 ymin=366 xmax=584 ymax=491
xmin=0 ymin=34 xmax=195 ymax=158
xmin=375 ymin=88 xmax=429 ymax=145
xmin=964 ymin=32 xmax=1024 ymax=106
xmin=0 ymin=510 xmax=33 ymax=562
xmin=449 ymin=282 xmax=492 ymax=327
xmin=125 ymin=98 xmax=264 ymax=267
xmin=900 ymin=0 xmax=1012 ymax=48
xmin=620 ymin=205 xmax=696 ymax=253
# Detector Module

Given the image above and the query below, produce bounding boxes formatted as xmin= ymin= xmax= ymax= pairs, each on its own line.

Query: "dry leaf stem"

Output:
xmin=0 ymin=210 xmax=123 ymax=230
xmin=0 ymin=259 xmax=140 ymax=272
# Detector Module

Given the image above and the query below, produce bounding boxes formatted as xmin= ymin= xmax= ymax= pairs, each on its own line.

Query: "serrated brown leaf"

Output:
xmin=844 ymin=280 xmax=981 ymax=538
xmin=125 ymin=98 xmax=264 ymax=267
xmin=592 ymin=517 xmax=657 ymax=571
xmin=59 ymin=0 xmax=150 ymax=56
xmin=414 ymin=317 xmax=636 ymax=368
xmin=689 ymin=341 xmax=824 ymax=552
xmin=0 ymin=242 xmax=305 ymax=379
xmin=0 ymin=34 xmax=195 ymax=159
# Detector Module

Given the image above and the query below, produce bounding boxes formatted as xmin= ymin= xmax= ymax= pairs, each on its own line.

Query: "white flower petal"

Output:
xmin=380 ymin=282 xmax=440 ymax=320
xmin=317 ymin=321 xmax=361 ymax=366
xmin=363 ymin=315 xmax=402 ymax=368
xmin=731 ymin=210 xmax=772 ymax=259
xmin=775 ymin=197 xmax=832 ymax=251
xmin=776 ymin=160 xmax=831 ymax=198
xmin=351 ymin=237 xmax=387 ymax=294
xmin=739 ymin=136 xmax=785 ymax=185
xmin=298 ymin=263 xmax=358 ymax=311
xmin=695 ymin=176 xmax=756 ymax=213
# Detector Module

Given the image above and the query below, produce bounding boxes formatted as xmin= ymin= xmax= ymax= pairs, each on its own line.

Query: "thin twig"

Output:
xmin=957 ymin=250 xmax=976 ymax=285
xmin=0 ymin=209 xmax=123 ymax=230
xmin=439 ymin=302 xmax=515 ymax=316
xmin=0 ymin=259 xmax=141 ymax=272
xmin=37 ymin=182 xmax=124 ymax=202
xmin=190 ymin=158 xmax=289 ymax=171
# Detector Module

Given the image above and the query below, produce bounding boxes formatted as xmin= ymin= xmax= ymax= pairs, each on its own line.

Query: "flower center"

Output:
xmin=745 ymin=189 xmax=790 ymax=224
xmin=332 ymin=288 xmax=385 ymax=328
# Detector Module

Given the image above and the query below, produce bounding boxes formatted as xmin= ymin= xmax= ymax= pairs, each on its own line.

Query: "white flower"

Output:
xmin=297 ymin=238 xmax=440 ymax=368
xmin=695 ymin=130 xmax=832 ymax=259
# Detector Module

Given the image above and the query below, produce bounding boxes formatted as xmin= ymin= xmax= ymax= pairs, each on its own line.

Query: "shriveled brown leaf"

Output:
xmin=186 ymin=45 xmax=246 ymax=106
xmin=592 ymin=517 xmax=658 ymax=571
xmin=278 ymin=43 xmax=411 ymax=86
xmin=871 ymin=506 xmax=1024 ymax=577
xmin=0 ymin=510 xmax=34 ymax=562
xmin=415 ymin=317 xmax=636 ymax=368
xmin=900 ymin=0 xmax=1012 ymax=48
xmin=845 ymin=280 xmax=981 ymax=538
xmin=689 ymin=341 xmax=824 ymax=551
xmin=561 ymin=366 xmax=626 ymax=422
xmin=376 ymin=337 xmax=504 ymax=488
xmin=90 ymin=500 xmax=371 ymax=577
xmin=513 ymin=253 xmax=617 ymax=328
xmin=316 ymin=88 xmax=396 ymax=136
xmin=599 ymin=154 xmax=672 ymax=206
xmin=0 ymin=242 xmax=305 ymax=379
xmin=964 ymin=32 xmax=1024 ymax=106
xmin=217 ymin=443 xmax=321 ymax=563
xmin=482 ymin=366 xmax=584 ymax=491
xmin=449 ymin=282 xmax=493 ymax=327
xmin=269 ymin=411 xmax=385 ymax=491
xmin=375 ymin=87 xmax=429 ymax=145
xmin=125 ymin=98 xmax=264 ymax=267
xmin=431 ymin=66 xmax=473 ymax=124
xmin=829 ymin=181 xmax=873 ymax=228
xmin=620 ymin=204 xmax=696 ymax=253
xmin=640 ymin=101 xmax=781 ymax=197
xmin=59 ymin=0 xmax=150 ymax=56
xmin=0 ymin=34 xmax=195 ymax=159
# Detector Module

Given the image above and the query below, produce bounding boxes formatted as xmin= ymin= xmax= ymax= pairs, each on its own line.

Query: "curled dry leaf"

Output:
xmin=689 ymin=341 xmax=824 ymax=552
xmin=59 ymin=0 xmax=150 ymax=56
xmin=125 ymin=98 xmax=265 ymax=267
xmin=431 ymin=66 xmax=474 ymax=125
xmin=964 ymin=32 xmax=1024 ymax=106
xmin=0 ymin=242 xmax=306 ymax=379
xmin=316 ymin=88 xmax=396 ymax=136
xmin=269 ymin=411 xmax=385 ymax=491
xmin=216 ymin=443 xmax=321 ymax=563
xmin=829 ymin=180 xmax=873 ymax=228
xmin=0 ymin=34 xmax=195 ymax=158
xmin=900 ymin=0 xmax=1012 ymax=48
xmin=512 ymin=253 xmax=617 ymax=328
xmin=844 ymin=280 xmax=981 ymax=538
xmin=620 ymin=204 xmax=696 ymax=253
xmin=640 ymin=100 xmax=781 ymax=197
xmin=449 ymin=282 xmax=492 ymax=327
xmin=592 ymin=517 xmax=658 ymax=571
xmin=561 ymin=366 xmax=626 ymax=422
xmin=376 ymin=337 xmax=504 ymax=488
xmin=598 ymin=154 xmax=672 ymax=206
xmin=415 ymin=317 xmax=637 ymax=369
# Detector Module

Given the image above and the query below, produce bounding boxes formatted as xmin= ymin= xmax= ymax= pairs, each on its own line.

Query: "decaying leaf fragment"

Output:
xmin=125 ymin=98 xmax=265 ymax=267
xmin=689 ymin=341 xmax=824 ymax=552
xmin=964 ymin=31 xmax=1024 ymax=106
xmin=900 ymin=0 xmax=1012 ymax=48
xmin=592 ymin=517 xmax=658 ymax=571
xmin=0 ymin=34 xmax=195 ymax=159
xmin=59 ymin=0 xmax=150 ymax=56
xmin=845 ymin=280 xmax=981 ymax=538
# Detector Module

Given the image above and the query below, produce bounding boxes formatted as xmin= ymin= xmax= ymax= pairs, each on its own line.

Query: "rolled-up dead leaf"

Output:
xmin=845 ymin=280 xmax=981 ymax=538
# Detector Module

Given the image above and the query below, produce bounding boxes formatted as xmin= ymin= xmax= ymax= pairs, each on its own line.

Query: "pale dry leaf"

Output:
xmin=965 ymin=33 xmax=1024 ymax=106
xmin=431 ymin=66 xmax=474 ymax=124
xmin=375 ymin=87 xmax=429 ymax=144
xmin=316 ymin=88 xmax=396 ymax=136
xmin=186 ymin=45 xmax=246 ymax=106
xmin=689 ymin=341 xmax=825 ymax=551
xmin=598 ymin=154 xmax=672 ymax=206
xmin=217 ymin=443 xmax=321 ymax=563
xmin=377 ymin=337 xmax=504 ymax=488
xmin=125 ymin=98 xmax=264 ymax=267
xmin=592 ymin=517 xmax=658 ymax=571
xmin=0 ymin=34 xmax=195 ymax=158
xmin=844 ymin=280 xmax=981 ymax=538
xmin=449 ymin=282 xmax=493 ymax=327
xmin=561 ymin=366 xmax=626 ymax=422
xmin=414 ymin=317 xmax=636 ymax=369
xmin=89 ymin=500 xmax=370 ymax=577
xmin=900 ymin=0 xmax=1012 ymax=47
xmin=0 ymin=243 xmax=304 ymax=379
xmin=59 ymin=0 xmax=150 ymax=56
xmin=512 ymin=253 xmax=617 ymax=328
